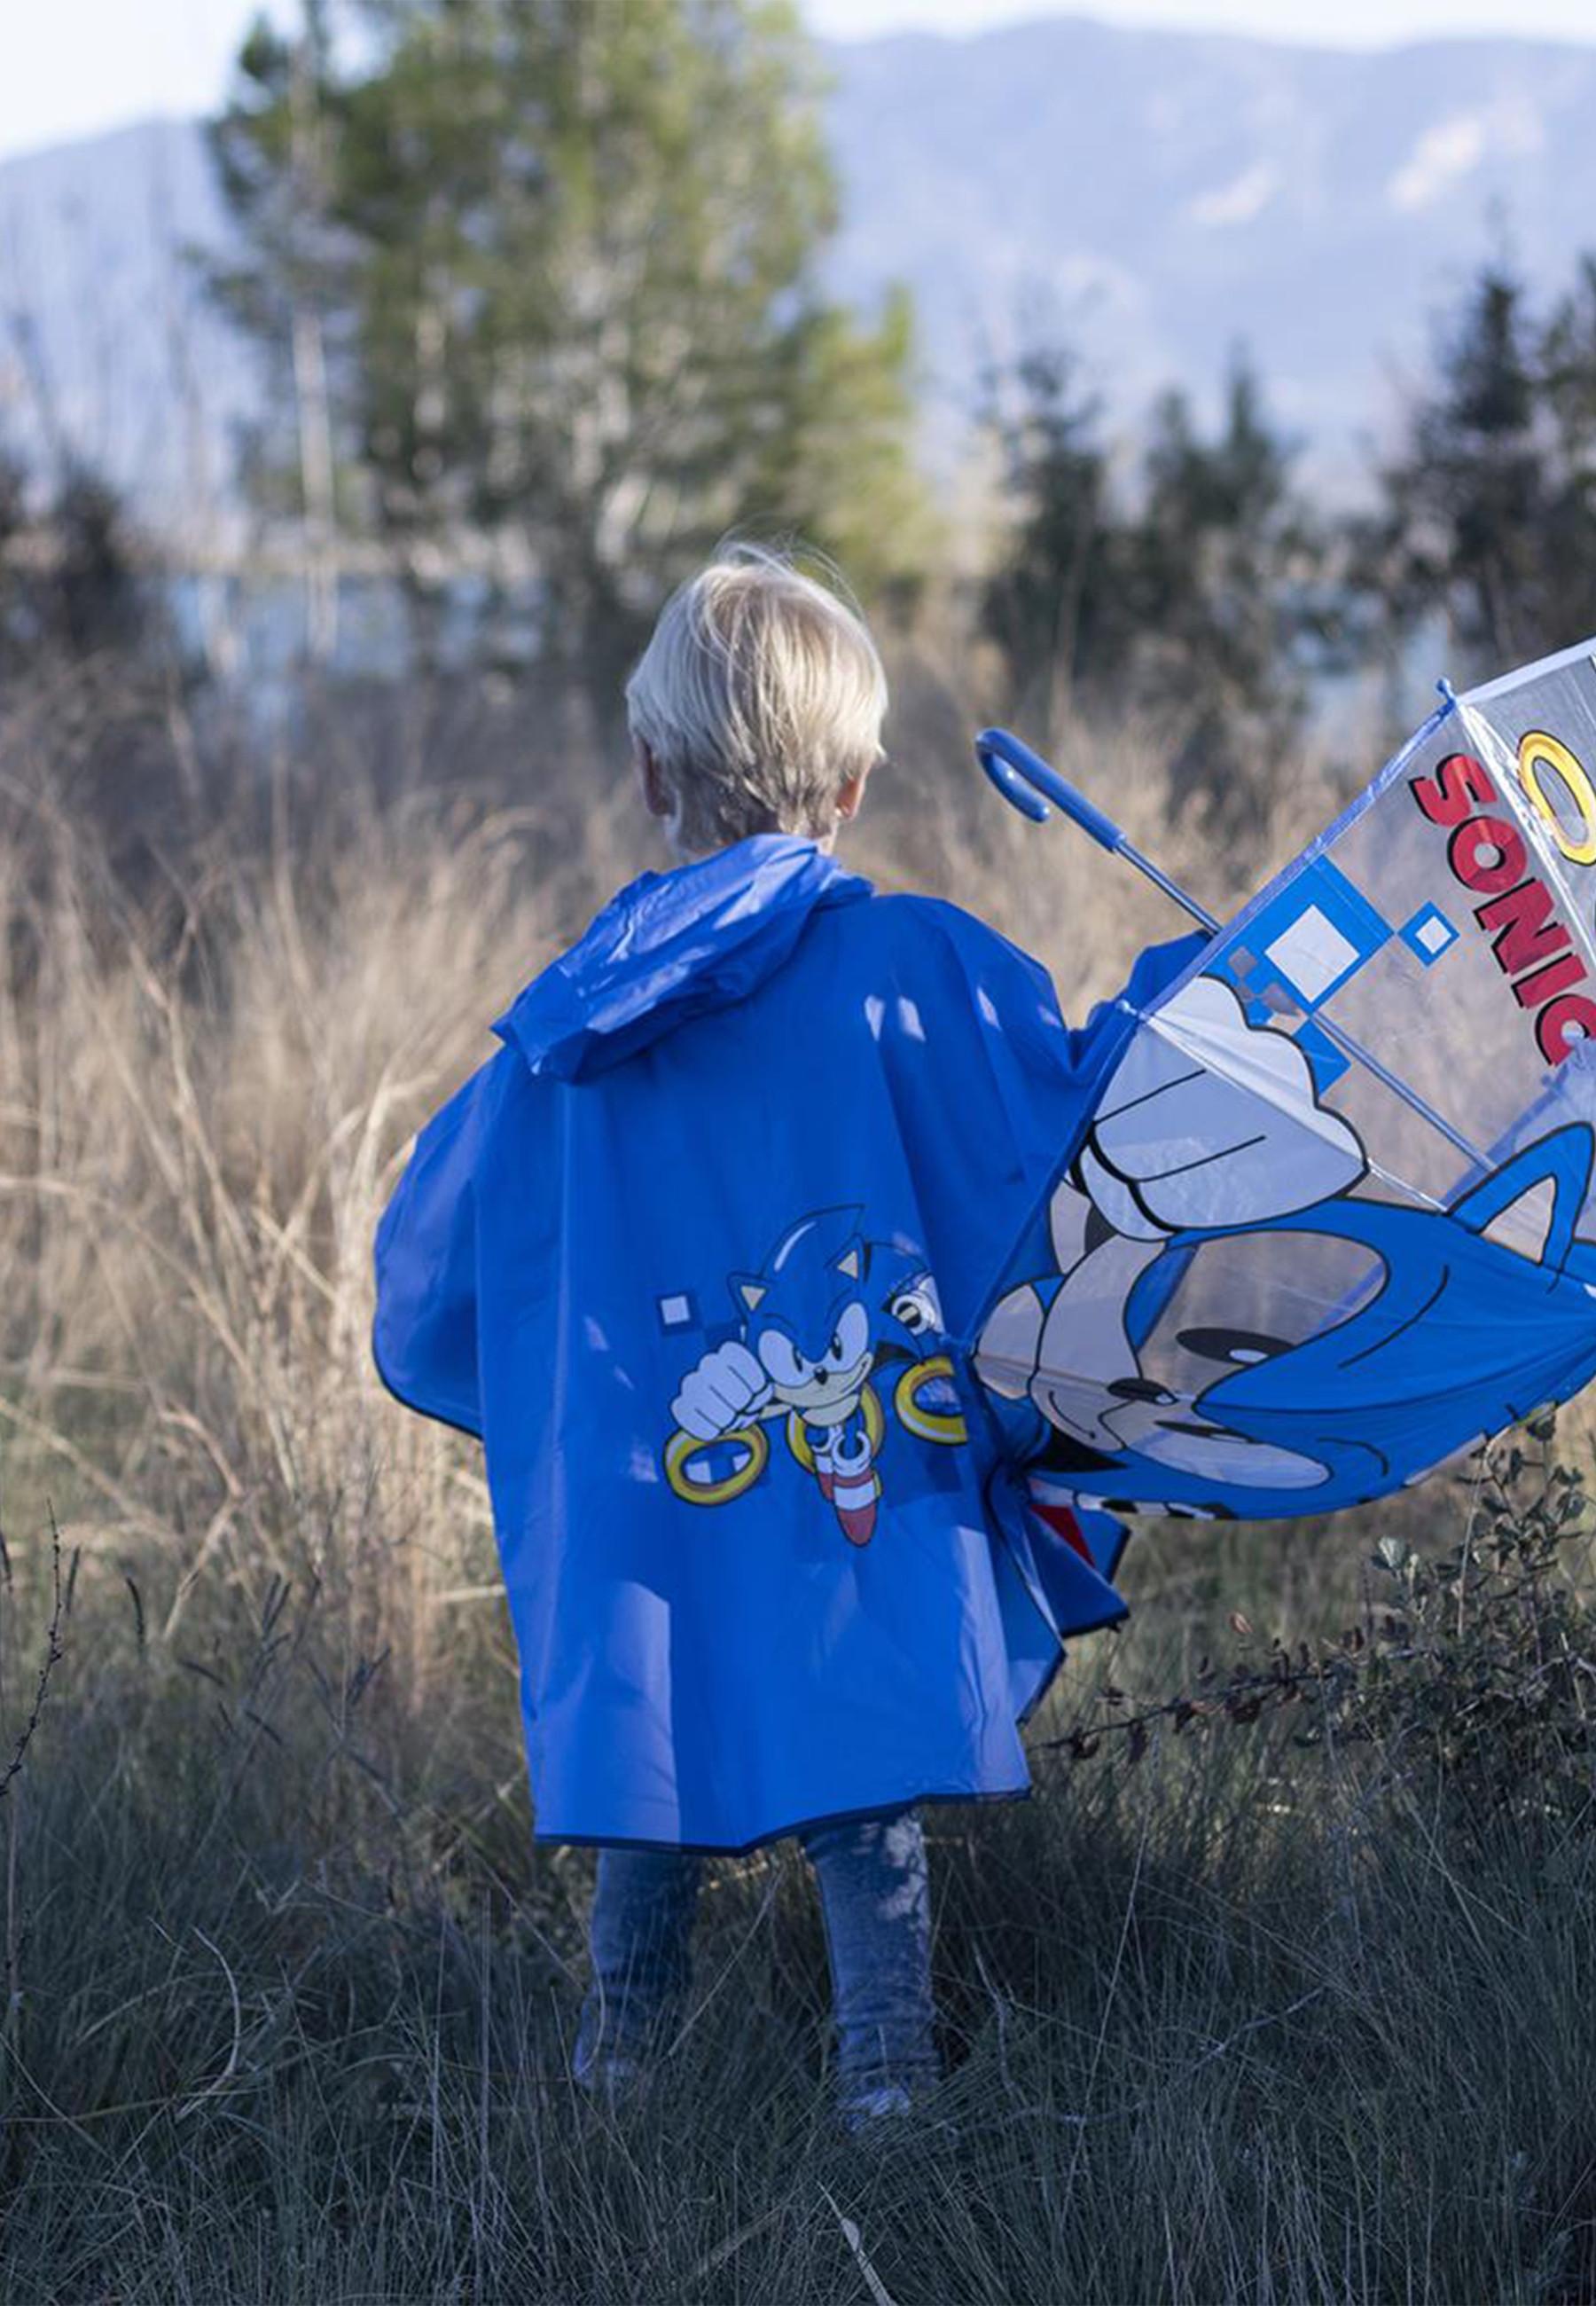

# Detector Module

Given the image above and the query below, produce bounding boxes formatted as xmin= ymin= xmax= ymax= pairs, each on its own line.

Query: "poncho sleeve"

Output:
xmin=372 ymin=1053 xmax=510 ymax=1439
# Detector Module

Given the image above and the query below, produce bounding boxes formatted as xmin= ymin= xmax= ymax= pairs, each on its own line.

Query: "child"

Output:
xmin=372 ymin=545 xmax=1196 ymax=2126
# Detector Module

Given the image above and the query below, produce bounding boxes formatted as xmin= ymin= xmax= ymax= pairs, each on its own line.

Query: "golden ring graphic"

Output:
xmin=665 ymin=1420 xmax=770 ymax=1506
xmin=786 ymin=1382 xmax=886 ymax=1472
xmin=1518 ymin=729 xmax=1596 ymax=867
xmin=895 ymin=1354 xmax=969 ymax=1446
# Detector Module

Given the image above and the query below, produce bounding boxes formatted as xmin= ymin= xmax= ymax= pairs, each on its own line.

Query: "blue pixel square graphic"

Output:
xmin=1216 ymin=859 xmax=1392 ymax=1016
xmin=1398 ymin=903 xmax=1459 ymax=968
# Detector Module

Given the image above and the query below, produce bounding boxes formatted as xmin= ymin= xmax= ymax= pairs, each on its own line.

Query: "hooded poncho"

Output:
xmin=373 ymin=835 xmax=1197 ymax=1850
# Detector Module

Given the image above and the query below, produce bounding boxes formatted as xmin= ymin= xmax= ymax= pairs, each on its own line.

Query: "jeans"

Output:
xmin=573 ymin=1808 xmax=939 ymax=2106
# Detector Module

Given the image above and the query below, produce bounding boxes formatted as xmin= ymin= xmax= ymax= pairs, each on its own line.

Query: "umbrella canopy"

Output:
xmin=974 ymin=638 xmax=1596 ymax=1522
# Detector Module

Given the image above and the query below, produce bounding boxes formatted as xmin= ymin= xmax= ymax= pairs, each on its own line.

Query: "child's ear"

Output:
xmin=633 ymin=736 xmax=675 ymax=823
xmin=835 ymin=764 xmax=870 ymax=825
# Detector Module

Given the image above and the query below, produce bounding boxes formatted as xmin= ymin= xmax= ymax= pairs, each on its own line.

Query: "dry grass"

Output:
xmin=4 ymin=657 xmax=1596 ymax=2302
xmin=0 ymin=645 xmax=1346 ymax=1675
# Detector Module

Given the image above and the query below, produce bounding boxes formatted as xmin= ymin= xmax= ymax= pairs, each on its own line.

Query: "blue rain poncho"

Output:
xmin=373 ymin=835 xmax=1197 ymax=1851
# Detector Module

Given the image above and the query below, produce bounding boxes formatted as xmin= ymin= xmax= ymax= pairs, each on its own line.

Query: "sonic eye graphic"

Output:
xmin=829 ymin=1303 xmax=869 ymax=1368
xmin=1177 ymin=1328 xmax=1290 ymax=1368
xmin=1107 ymin=1376 xmax=1177 ymax=1405
xmin=757 ymin=1333 xmax=809 ymax=1388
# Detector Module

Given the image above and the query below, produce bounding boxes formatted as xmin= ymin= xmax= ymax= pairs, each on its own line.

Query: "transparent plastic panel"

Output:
xmin=980 ymin=642 xmax=1596 ymax=1520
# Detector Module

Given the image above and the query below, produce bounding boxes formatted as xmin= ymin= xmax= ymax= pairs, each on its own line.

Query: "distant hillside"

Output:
xmin=0 ymin=117 xmax=253 ymax=545
xmin=3 ymin=17 xmax=1594 ymax=531
xmin=825 ymin=18 xmax=1596 ymax=478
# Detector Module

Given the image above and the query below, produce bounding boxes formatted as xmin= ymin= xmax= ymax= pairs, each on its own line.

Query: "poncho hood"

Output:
xmin=495 ymin=835 xmax=872 ymax=1080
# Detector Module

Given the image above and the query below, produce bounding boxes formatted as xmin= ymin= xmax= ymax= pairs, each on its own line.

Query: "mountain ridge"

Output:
xmin=2 ymin=14 xmax=1592 ymax=529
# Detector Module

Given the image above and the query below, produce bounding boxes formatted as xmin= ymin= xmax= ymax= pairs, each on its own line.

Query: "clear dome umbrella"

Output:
xmin=972 ymin=638 xmax=1596 ymax=1526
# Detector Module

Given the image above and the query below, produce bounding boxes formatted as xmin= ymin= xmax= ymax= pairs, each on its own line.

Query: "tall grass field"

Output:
xmin=4 ymin=658 xmax=1596 ymax=2303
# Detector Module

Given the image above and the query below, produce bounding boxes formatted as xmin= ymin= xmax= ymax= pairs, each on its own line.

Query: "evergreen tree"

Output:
xmin=984 ymin=345 xmax=1326 ymax=821
xmin=1541 ymin=256 xmax=1596 ymax=470
xmin=1528 ymin=255 xmax=1596 ymax=650
xmin=0 ymin=453 xmax=153 ymax=667
xmin=1369 ymin=259 xmax=1596 ymax=677
xmin=1375 ymin=265 xmax=1553 ymax=670
xmin=210 ymin=0 xmax=931 ymax=685
xmin=1130 ymin=359 xmax=1328 ymax=819
xmin=209 ymin=5 xmax=345 ymax=655
xmin=979 ymin=347 xmax=1132 ymax=734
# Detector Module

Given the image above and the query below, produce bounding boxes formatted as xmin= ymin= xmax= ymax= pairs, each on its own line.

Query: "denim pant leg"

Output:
xmin=574 ymin=1845 xmax=703 ymax=2085
xmin=800 ymin=1809 xmax=940 ymax=2097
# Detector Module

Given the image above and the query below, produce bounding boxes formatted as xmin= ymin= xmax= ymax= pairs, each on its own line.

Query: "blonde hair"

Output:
xmin=624 ymin=544 xmax=888 ymax=854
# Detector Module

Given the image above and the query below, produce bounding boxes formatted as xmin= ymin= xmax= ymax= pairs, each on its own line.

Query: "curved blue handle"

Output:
xmin=975 ymin=727 xmax=1125 ymax=852
xmin=979 ymin=746 xmax=1051 ymax=823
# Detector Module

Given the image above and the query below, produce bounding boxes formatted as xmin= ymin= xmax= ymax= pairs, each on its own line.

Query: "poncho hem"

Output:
xmin=528 ymin=1777 xmax=1039 ymax=1858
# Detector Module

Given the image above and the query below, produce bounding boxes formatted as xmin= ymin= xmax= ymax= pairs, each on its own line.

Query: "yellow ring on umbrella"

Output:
xmin=665 ymin=1420 xmax=770 ymax=1506
xmin=895 ymin=1354 xmax=968 ymax=1446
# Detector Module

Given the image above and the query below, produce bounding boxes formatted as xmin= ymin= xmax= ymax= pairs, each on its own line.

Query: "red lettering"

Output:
xmin=1537 ymin=994 xmax=1596 ymax=1065
xmin=1407 ymin=750 xmax=1596 ymax=1062
xmin=1513 ymin=951 xmax=1588 ymax=1009
xmin=1449 ymin=813 xmax=1527 ymax=894
xmin=1474 ymin=878 xmax=1573 ymax=982
xmin=1411 ymin=751 xmax=1496 ymax=827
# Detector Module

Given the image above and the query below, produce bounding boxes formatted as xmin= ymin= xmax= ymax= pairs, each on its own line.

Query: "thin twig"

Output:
xmin=0 ymin=1508 xmax=68 ymax=1801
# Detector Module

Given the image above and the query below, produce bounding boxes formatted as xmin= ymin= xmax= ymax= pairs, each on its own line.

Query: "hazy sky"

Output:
xmin=4 ymin=0 xmax=1596 ymax=165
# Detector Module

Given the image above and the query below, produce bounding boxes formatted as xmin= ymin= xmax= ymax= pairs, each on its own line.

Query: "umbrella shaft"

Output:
xmin=1116 ymin=841 xmax=1219 ymax=934
xmin=1311 ymin=1016 xmax=1482 ymax=1168
xmin=1111 ymin=838 xmax=1484 ymax=1171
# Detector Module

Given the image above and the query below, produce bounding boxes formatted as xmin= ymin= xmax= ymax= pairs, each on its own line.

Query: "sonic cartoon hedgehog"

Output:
xmin=669 ymin=1207 xmax=943 ymax=1544
xmin=977 ymin=975 xmax=1596 ymax=1522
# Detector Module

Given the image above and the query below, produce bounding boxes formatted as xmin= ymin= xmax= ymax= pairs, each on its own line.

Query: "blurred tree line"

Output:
xmin=979 ymin=346 xmax=1337 ymax=823
xmin=207 ymin=0 xmax=931 ymax=698
xmin=981 ymin=258 xmax=1596 ymax=820
xmin=1358 ymin=260 xmax=1596 ymax=671
xmin=6 ymin=0 xmax=1596 ymax=808
xmin=0 ymin=457 xmax=154 ymax=671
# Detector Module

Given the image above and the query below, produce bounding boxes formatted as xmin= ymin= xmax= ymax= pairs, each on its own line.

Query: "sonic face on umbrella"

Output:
xmin=978 ymin=652 xmax=1596 ymax=1527
xmin=1012 ymin=1123 xmax=1596 ymax=1520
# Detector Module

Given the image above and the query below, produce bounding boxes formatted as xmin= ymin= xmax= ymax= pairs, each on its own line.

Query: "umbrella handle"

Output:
xmin=976 ymin=726 xmax=1481 ymax=1164
xmin=975 ymin=726 xmax=1221 ymax=934
xmin=976 ymin=728 xmax=1123 ymax=848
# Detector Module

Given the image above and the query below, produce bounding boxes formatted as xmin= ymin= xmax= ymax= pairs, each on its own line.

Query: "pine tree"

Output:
xmin=210 ymin=0 xmax=930 ymax=685
xmin=1130 ymin=358 xmax=1327 ymax=819
xmin=209 ymin=5 xmax=346 ymax=655
xmin=979 ymin=347 xmax=1131 ymax=738
xmin=983 ymin=344 xmax=1326 ymax=821
xmin=1530 ymin=255 xmax=1596 ymax=650
xmin=0 ymin=454 xmax=152 ymax=667
xmin=1376 ymin=265 xmax=1550 ymax=670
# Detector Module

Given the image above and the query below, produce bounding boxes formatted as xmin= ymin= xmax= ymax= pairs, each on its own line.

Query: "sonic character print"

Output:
xmin=664 ymin=1207 xmax=966 ymax=1543
xmin=977 ymin=975 xmax=1596 ymax=1522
